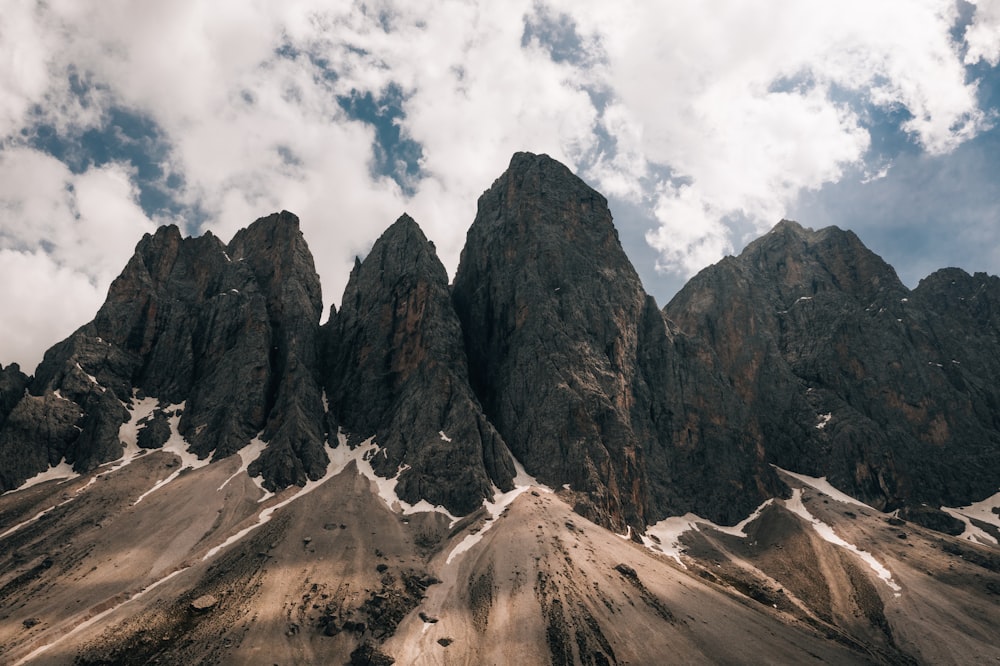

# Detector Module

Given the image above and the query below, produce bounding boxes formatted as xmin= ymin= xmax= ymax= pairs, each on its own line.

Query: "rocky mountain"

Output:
xmin=323 ymin=214 xmax=516 ymax=515
xmin=667 ymin=220 xmax=1000 ymax=517
xmin=452 ymin=153 xmax=779 ymax=531
xmin=0 ymin=152 xmax=998 ymax=665
xmin=0 ymin=211 xmax=328 ymax=493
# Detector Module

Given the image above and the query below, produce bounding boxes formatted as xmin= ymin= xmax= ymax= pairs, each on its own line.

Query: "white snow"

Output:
xmin=110 ymin=394 xmax=160 ymax=470
xmin=785 ymin=489 xmax=901 ymax=593
xmin=941 ymin=489 xmax=1000 ymax=546
xmin=642 ymin=514 xmax=702 ymax=566
xmin=641 ymin=499 xmax=774 ymax=566
xmin=218 ymin=436 xmax=269 ymax=493
xmin=4 ymin=459 xmax=77 ymax=494
xmin=13 ymin=566 xmax=191 ymax=665
xmin=774 ymin=467 xmax=874 ymax=509
xmin=202 ymin=445 xmax=343 ymax=561
xmin=75 ymin=361 xmax=104 ymax=391
xmin=133 ymin=402 xmax=210 ymax=506
xmin=794 ymin=296 xmax=813 ymax=304
xmin=438 ymin=431 xmax=452 ymax=442
xmin=343 ymin=436 xmax=460 ymax=525
xmin=815 ymin=413 xmax=832 ymax=430
xmin=714 ymin=499 xmax=776 ymax=537
xmin=446 ymin=455 xmax=552 ymax=565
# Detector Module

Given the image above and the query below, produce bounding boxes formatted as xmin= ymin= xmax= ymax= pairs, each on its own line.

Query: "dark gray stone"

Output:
xmin=324 ymin=214 xmax=515 ymax=515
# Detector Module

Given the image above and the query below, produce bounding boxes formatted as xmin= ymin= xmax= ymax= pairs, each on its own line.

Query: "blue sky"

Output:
xmin=2 ymin=0 xmax=1000 ymax=371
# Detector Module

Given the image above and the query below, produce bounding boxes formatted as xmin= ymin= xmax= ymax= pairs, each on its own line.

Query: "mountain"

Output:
xmin=452 ymin=153 xmax=780 ymax=531
xmin=667 ymin=220 xmax=1000 ymax=520
xmin=323 ymin=213 xmax=516 ymax=516
xmin=0 ymin=153 xmax=998 ymax=664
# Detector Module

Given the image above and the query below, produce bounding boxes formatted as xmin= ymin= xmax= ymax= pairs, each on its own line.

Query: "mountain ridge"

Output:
xmin=1 ymin=152 xmax=998 ymax=665
xmin=2 ymin=152 xmax=999 ymax=528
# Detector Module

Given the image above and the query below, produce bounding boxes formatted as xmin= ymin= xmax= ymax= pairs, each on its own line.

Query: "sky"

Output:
xmin=2 ymin=0 xmax=1000 ymax=373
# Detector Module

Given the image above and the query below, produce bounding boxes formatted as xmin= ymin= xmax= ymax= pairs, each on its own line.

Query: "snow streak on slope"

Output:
xmin=12 ymin=568 xmax=190 ymax=666
xmin=5 ymin=460 xmax=77 ymax=494
xmin=774 ymin=466 xmax=874 ymax=509
xmin=217 ymin=436 xmax=269 ymax=494
xmin=132 ymin=402 xmax=210 ymax=506
xmin=642 ymin=515 xmax=703 ymax=566
xmin=784 ymin=489 xmax=902 ymax=594
xmin=203 ymin=433 xmax=470 ymax=561
xmin=942 ymin=488 xmax=1000 ymax=545
xmin=343 ymin=435 xmax=460 ymax=524
xmin=446 ymin=456 xmax=552 ymax=565
xmin=641 ymin=500 xmax=775 ymax=566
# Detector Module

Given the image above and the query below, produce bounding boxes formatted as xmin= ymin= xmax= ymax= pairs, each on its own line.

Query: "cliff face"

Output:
xmin=0 ymin=211 xmax=328 ymax=492
xmin=452 ymin=153 xmax=778 ymax=530
xmin=323 ymin=214 xmax=515 ymax=516
xmin=1 ymin=154 xmax=998 ymax=531
xmin=666 ymin=220 xmax=1000 ymax=510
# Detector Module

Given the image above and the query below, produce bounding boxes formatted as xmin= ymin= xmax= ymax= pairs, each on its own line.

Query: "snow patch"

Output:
xmin=641 ymin=499 xmax=774 ymax=566
xmin=13 ymin=566 xmax=191 ymax=665
xmin=642 ymin=515 xmax=702 ymax=566
xmin=438 ymin=431 xmax=452 ymax=443
xmin=75 ymin=362 xmax=104 ymax=392
xmin=785 ymin=489 xmax=901 ymax=593
xmin=446 ymin=454 xmax=552 ymax=565
xmin=133 ymin=402 xmax=210 ymax=506
xmin=941 ymin=489 xmax=1000 ymax=546
xmin=218 ymin=436 xmax=269 ymax=493
xmin=341 ymin=435 xmax=459 ymax=525
xmin=202 ymin=447 xmax=340 ymax=560
xmin=815 ymin=413 xmax=832 ymax=430
xmin=774 ymin=467 xmax=874 ymax=509
xmin=5 ymin=460 xmax=77 ymax=495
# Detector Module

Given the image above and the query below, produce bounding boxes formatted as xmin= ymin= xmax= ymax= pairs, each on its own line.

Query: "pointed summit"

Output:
xmin=454 ymin=152 xmax=775 ymax=530
xmin=324 ymin=213 xmax=515 ymax=515
xmin=0 ymin=212 xmax=328 ymax=492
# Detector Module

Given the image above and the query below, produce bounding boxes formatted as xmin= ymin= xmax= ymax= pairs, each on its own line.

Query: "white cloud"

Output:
xmin=0 ymin=249 xmax=106 ymax=373
xmin=0 ymin=0 xmax=997 ymax=368
xmin=0 ymin=147 xmax=157 ymax=371
xmin=556 ymin=0 xmax=987 ymax=273
xmin=966 ymin=0 xmax=1000 ymax=66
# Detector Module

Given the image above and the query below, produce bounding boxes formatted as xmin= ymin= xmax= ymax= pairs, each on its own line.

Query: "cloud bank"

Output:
xmin=1 ymin=0 xmax=999 ymax=370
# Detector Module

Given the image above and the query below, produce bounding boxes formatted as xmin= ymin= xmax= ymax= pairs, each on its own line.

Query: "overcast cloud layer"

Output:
xmin=2 ymin=0 xmax=1000 ymax=371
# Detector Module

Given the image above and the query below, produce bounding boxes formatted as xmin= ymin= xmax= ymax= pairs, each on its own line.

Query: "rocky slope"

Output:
xmin=666 ymin=220 xmax=1000 ymax=513
xmin=0 ymin=211 xmax=328 ymax=493
xmin=0 ymin=151 xmax=999 ymax=664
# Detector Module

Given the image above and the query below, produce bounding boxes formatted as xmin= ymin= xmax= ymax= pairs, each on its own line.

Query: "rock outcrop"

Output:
xmin=1 ymin=154 xmax=997 ymax=529
xmin=666 ymin=220 xmax=1000 ymax=510
xmin=323 ymin=215 xmax=515 ymax=515
xmin=452 ymin=153 xmax=777 ymax=530
xmin=0 ymin=211 xmax=328 ymax=491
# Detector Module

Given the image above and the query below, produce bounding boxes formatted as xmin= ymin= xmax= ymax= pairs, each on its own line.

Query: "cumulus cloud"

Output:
xmin=554 ymin=0 xmax=989 ymax=274
xmin=0 ymin=0 xmax=997 ymax=369
xmin=966 ymin=0 xmax=1000 ymax=66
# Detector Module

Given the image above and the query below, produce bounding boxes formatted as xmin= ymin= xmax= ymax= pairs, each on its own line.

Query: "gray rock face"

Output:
xmin=1 ymin=154 xmax=997 ymax=531
xmin=666 ymin=220 xmax=1000 ymax=510
xmin=452 ymin=153 xmax=777 ymax=530
xmin=0 ymin=363 xmax=28 ymax=430
xmin=0 ymin=211 xmax=327 ymax=492
xmin=323 ymin=214 xmax=515 ymax=515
